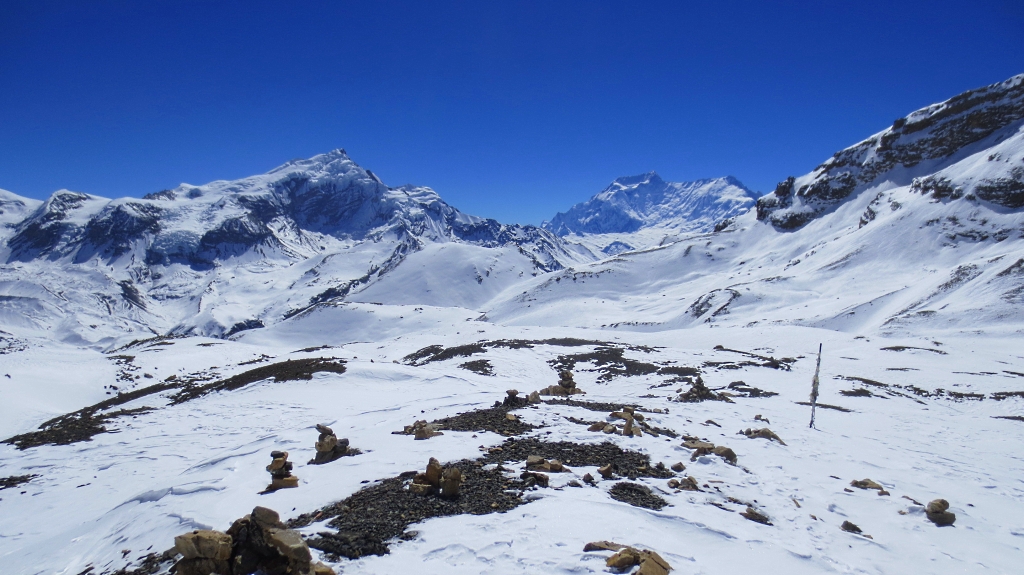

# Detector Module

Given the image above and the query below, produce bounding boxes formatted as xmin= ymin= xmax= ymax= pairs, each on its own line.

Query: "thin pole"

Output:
xmin=809 ymin=343 xmax=822 ymax=429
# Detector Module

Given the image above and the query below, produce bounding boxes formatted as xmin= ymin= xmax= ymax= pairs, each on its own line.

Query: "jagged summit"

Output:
xmin=758 ymin=73 xmax=1024 ymax=229
xmin=543 ymin=172 xmax=758 ymax=236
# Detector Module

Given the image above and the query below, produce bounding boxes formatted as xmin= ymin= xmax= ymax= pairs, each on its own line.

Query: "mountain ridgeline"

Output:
xmin=1 ymin=73 xmax=1023 ymax=344
xmin=542 ymin=172 xmax=759 ymax=236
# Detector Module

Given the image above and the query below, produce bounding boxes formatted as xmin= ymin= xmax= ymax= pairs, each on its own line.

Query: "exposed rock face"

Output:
xmin=757 ymin=74 xmax=1024 ymax=229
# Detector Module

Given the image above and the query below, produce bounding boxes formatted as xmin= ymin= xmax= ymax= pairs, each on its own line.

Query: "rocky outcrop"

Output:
xmin=758 ymin=74 xmax=1024 ymax=229
xmin=172 ymin=506 xmax=334 ymax=575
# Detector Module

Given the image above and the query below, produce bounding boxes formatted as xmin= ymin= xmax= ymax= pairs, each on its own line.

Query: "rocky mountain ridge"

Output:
xmin=757 ymin=73 xmax=1024 ymax=229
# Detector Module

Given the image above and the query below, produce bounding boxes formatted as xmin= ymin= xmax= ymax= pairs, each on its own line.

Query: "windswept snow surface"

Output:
xmin=1 ymin=325 xmax=1023 ymax=575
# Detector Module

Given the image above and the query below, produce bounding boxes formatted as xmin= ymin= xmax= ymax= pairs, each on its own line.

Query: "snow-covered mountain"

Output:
xmin=2 ymin=75 xmax=1024 ymax=575
xmin=757 ymin=73 xmax=1024 ymax=229
xmin=0 ymin=150 xmax=591 ymax=343
xmin=542 ymin=173 xmax=757 ymax=252
xmin=487 ymin=75 xmax=1024 ymax=337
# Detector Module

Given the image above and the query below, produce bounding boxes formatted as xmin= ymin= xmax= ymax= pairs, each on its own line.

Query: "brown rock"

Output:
xmin=582 ymin=473 xmax=596 ymax=485
xmin=667 ymin=479 xmax=680 ymax=489
xmin=312 ymin=561 xmax=337 ymax=575
xmin=850 ymin=478 xmax=884 ymax=491
xmin=174 ymin=557 xmax=231 ymax=575
xmin=526 ymin=455 xmax=545 ymax=467
xmin=440 ymin=467 xmax=463 ymax=498
xmin=606 ymin=547 xmax=642 ymax=570
xmin=711 ymin=445 xmax=738 ymax=465
xmin=926 ymin=499 xmax=956 ymax=526
xmin=741 ymin=427 xmax=787 ymax=445
xmin=583 ymin=540 xmax=627 ymax=552
xmin=266 ymin=527 xmax=312 ymax=567
xmin=174 ymin=530 xmax=232 ymax=561
xmin=637 ymin=550 xmax=672 ymax=575
xmin=409 ymin=482 xmax=433 ymax=495
xmin=251 ymin=506 xmax=282 ymax=528
xmin=527 ymin=391 xmax=541 ymax=404
xmin=425 ymin=457 xmax=443 ymax=486
xmin=588 ymin=422 xmax=606 ymax=432
xmin=670 ymin=462 xmax=686 ymax=472
xmin=270 ymin=476 xmax=299 ymax=489
xmin=598 ymin=464 xmax=615 ymax=479
xmin=682 ymin=439 xmax=715 ymax=450
xmin=315 ymin=434 xmax=339 ymax=453
xmin=841 ymin=520 xmax=862 ymax=534
xmin=603 ymin=424 xmax=617 ymax=434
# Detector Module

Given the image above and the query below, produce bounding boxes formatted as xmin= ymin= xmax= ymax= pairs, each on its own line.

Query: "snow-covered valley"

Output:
xmin=1 ymin=75 xmax=1023 ymax=575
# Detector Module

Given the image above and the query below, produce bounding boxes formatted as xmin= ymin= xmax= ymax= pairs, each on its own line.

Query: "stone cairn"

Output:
xmin=172 ymin=506 xmax=334 ymax=575
xmin=394 ymin=420 xmax=444 ymax=440
xmin=585 ymin=406 xmax=667 ymax=437
xmin=408 ymin=457 xmax=463 ymax=497
xmin=537 ymin=370 xmax=585 ymax=397
xmin=308 ymin=424 xmax=350 ymax=465
xmin=265 ymin=451 xmax=299 ymax=491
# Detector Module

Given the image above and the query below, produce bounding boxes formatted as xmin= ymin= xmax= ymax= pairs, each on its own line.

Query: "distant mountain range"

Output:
xmin=1 ymin=73 xmax=1022 ymax=344
xmin=542 ymin=172 xmax=758 ymax=236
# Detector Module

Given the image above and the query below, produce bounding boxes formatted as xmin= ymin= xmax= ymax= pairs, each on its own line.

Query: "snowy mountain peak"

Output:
xmin=757 ymin=73 xmax=1024 ymax=229
xmin=543 ymin=173 xmax=758 ymax=236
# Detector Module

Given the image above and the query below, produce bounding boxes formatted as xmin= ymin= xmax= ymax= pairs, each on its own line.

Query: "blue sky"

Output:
xmin=1 ymin=1 xmax=1022 ymax=224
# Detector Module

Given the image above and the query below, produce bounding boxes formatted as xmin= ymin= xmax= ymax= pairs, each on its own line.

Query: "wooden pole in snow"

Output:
xmin=809 ymin=343 xmax=822 ymax=429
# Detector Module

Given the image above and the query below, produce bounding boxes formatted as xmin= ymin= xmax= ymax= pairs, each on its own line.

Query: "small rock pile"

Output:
xmin=496 ymin=389 xmax=539 ymax=408
xmin=739 ymin=427 xmax=786 ymax=445
xmin=583 ymin=541 xmax=672 ymax=575
xmin=408 ymin=457 xmax=463 ymax=497
xmin=586 ymin=406 xmax=662 ymax=437
xmin=397 ymin=420 xmax=444 ymax=440
xmin=309 ymin=424 xmax=351 ymax=465
xmin=538 ymin=370 xmax=585 ymax=397
xmin=675 ymin=376 xmax=731 ymax=403
xmin=926 ymin=498 xmax=956 ymax=526
xmin=682 ymin=437 xmax=737 ymax=465
xmin=173 ymin=506 xmax=334 ymax=575
xmin=666 ymin=476 xmax=700 ymax=491
xmin=265 ymin=451 xmax=298 ymax=491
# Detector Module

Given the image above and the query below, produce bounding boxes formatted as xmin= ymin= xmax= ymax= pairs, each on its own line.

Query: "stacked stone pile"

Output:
xmin=538 ymin=370 xmax=585 ymax=397
xmin=265 ymin=451 xmax=298 ymax=491
xmin=172 ymin=506 xmax=334 ymax=575
xmin=408 ymin=457 xmax=463 ymax=497
xmin=309 ymin=424 xmax=351 ymax=465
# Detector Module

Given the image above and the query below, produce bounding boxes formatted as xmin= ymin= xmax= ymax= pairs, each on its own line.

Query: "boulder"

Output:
xmin=440 ymin=467 xmax=463 ymax=498
xmin=926 ymin=499 xmax=956 ymax=526
xmin=174 ymin=530 xmax=232 ymax=561
xmin=670 ymin=462 xmax=686 ymax=472
xmin=606 ymin=547 xmax=642 ymax=570
xmin=174 ymin=557 xmax=231 ymax=575
xmin=711 ymin=446 xmax=738 ymax=465
xmin=850 ymin=478 xmax=884 ymax=490
xmin=598 ymin=464 xmax=615 ymax=479
xmin=424 ymin=458 xmax=443 ymax=486
xmin=841 ymin=520 xmax=862 ymax=533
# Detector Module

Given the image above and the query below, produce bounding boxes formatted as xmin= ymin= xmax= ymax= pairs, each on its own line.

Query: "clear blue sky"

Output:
xmin=1 ymin=1 xmax=1022 ymax=224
